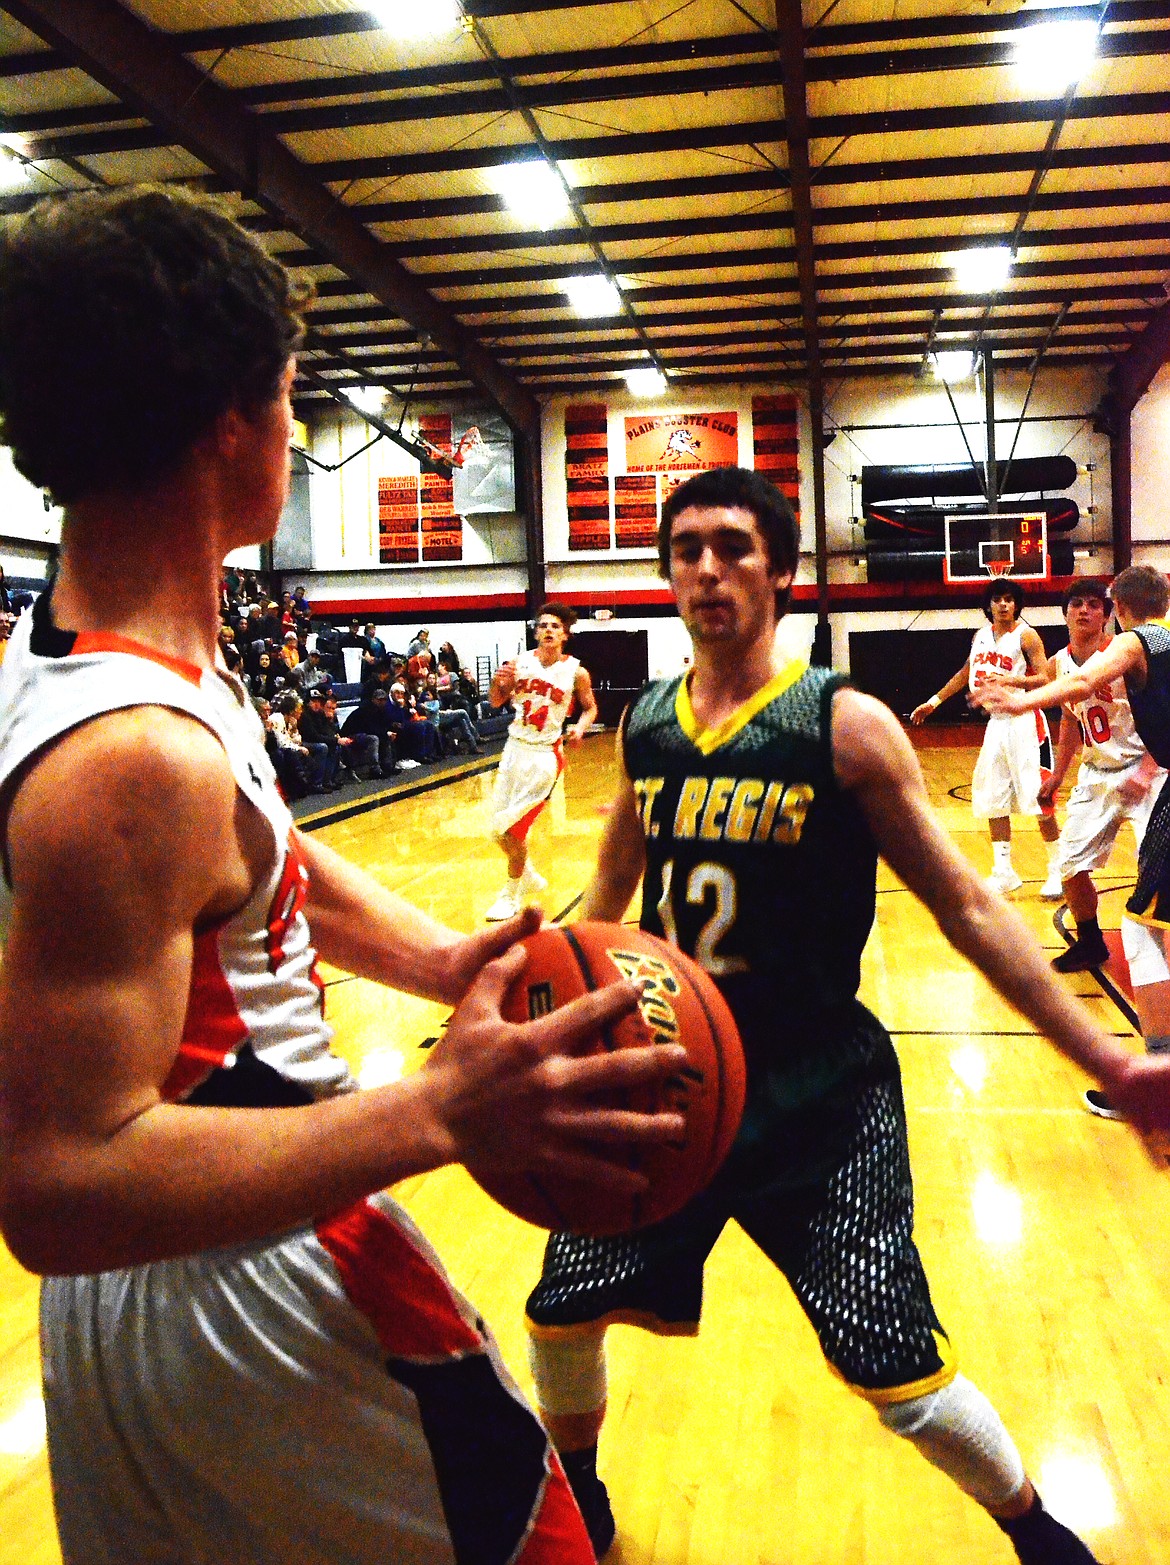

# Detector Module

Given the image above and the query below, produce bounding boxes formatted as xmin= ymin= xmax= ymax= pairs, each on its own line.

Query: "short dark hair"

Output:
xmin=981 ymin=576 xmax=1025 ymax=619
xmin=658 ymin=466 xmax=800 ymax=614
xmin=1112 ymin=565 xmax=1170 ymax=622
xmin=0 ymin=185 xmax=309 ymax=505
xmin=536 ymin=601 xmax=578 ymax=632
xmin=1061 ymin=578 xmax=1111 ymax=614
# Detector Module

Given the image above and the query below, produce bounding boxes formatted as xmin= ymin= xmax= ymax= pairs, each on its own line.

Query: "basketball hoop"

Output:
xmin=984 ymin=559 xmax=1012 ymax=579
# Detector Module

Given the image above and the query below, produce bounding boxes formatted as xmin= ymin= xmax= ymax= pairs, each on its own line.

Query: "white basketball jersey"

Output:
xmin=0 ymin=597 xmax=353 ymax=1105
xmin=969 ymin=622 xmax=1028 ymax=718
xmin=507 ymin=648 xmax=580 ymax=746
xmin=1053 ymin=641 xmax=1147 ymax=770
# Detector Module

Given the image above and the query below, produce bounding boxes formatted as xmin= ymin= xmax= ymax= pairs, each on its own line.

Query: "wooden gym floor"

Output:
xmin=2 ymin=728 xmax=1168 ymax=1565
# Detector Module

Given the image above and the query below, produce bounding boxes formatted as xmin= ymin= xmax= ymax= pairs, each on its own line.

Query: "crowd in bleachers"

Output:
xmin=220 ymin=569 xmax=504 ymax=801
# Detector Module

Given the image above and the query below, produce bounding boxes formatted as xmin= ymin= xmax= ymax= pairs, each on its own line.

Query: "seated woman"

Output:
xmin=422 ymin=672 xmax=482 ymax=754
xmin=386 ymin=681 xmax=440 ymax=764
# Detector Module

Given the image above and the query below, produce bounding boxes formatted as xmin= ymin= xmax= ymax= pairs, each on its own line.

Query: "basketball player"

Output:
xmin=980 ymin=564 xmax=1170 ymax=1120
xmin=911 ymin=578 xmax=1062 ymax=896
xmin=524 ymin=466 xmax=1170 ymax=1565
xmin=484 ymin=603 xmax=597 ymax=920
xmin=0 ymin=187 xmax=688 ymax=1565
xmin=1038 ymin=580 xmax=1163 ymax=980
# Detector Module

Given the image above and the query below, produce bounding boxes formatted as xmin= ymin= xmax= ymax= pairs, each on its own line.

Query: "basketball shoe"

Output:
xmin=985 ymin=865 xmax=1023 ymax=895
xmin=1051 ymin=934 xmax=1109 ymax=973
xmin=485 ymin=882 xmax=521 ymax=921
xmin=1084 ymin=1088 xmax=1124 ymax=1120
xmin=1040 ymin=872 xmax=1065 ymax=900
xmin=519 ymin=862 xmax=547 ymax=899
xmin=560 ymin=1447 xmax=615 ymax=1562
xmin=995 ymin=1491 xmax=1100 ymax=1563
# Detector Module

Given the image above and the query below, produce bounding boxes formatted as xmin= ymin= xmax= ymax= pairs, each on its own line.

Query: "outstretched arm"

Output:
xmin=910 ymin=658 xmax=971 ymax=724
xmin=832 ymin=687 xmax=1170 ymax=1129
xmin=978 ymin=632 xmax=1146 ymax=717
xmin=579 ymin=733 xmax=646 ymax=921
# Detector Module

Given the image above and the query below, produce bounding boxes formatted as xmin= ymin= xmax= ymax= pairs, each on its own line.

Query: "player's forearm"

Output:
xmin=934 ymin=886 xmax=1132 ymax=1085
xmin=297 ymin=832 xmax=463 ymax=1002
xmin=0 ymin=1071 xmax=453 ymax=1275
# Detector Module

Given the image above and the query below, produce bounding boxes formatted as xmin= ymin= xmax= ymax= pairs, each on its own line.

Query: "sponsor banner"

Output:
xmin=419 ymin=415 xmax=464 ymax=562
xmin=614 ymin=472 xmax=659 ymax=550
xmin=751 ymin=393 xmax=800 ymax=513
xmin=378 ymin=475 xmax=420 ymax=564
xmin=566 ymin=402 xmax=611 ymax=550
xmin=624 ymin=411 xmax=737 ymax=473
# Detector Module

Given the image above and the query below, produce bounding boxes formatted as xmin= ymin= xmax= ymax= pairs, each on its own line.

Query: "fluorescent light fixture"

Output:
xmin=366 ymin=0 xmax=461 ymax=39
xmin=0 ymin=149 xmax=29 ymax=191
xmin=1013 ymin=19 xmax=1099 ymax=93
xmin=624 ymin=367 xmax=668 ymax=398
xmin=952 ymin=245 xmax=1013 ymax=293
xmin=491 ymin=160 xmax=570 ymax=229
xmin=930 ymin=350 xmax=977 ymax=383
xmin=343 ymin=385 xmax=386 ymax=416
xmin=563 ymin=273 xmax=623 ymax=317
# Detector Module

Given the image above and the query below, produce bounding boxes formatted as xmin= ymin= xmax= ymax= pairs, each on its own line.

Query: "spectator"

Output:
xmin=361 ymin=657 xmax=395 ymax=701
xmin=269 ymin=691 xmax=321 ymax=793
xmin=247 ymin=651 xmax=286 ymax=702
xmin=339 ymin=617 xmax=367 ymax=650
xmin=279 ymin=630 xmax=302 ymax=677
xmin=341 ymin=687 xmax=399 ymax=777
xmin=256 ymin=600 xmax=283 ymax=645
xmin=218 ymin=625 xmax=242 ymax=676
xmin=300 ymin=648 xmax=332 ymax=696
xmin=387 ymin=680 xmax=440 ymax=764
xmin=362 ymin=622 xmax=387 ymax=669
xmin=408 ymin=628 xmax=431 ymax=661
xmin=297 ymin=687 xmax=346 ymax=789
xmin=423 ymin=671 xmax=482 ymax=753
xmin=325 ymin=692 xmax=380 ymax=780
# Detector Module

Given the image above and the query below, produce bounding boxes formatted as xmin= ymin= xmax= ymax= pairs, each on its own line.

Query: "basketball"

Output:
xmin=473 ymin=921 xmax=746 ymax=1235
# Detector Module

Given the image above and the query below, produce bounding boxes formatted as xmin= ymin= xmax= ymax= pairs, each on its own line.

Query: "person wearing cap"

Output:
xmin=342 ymin=685 xmax=399 ymax=777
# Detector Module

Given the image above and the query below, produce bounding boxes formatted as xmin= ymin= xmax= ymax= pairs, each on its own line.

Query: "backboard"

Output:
xmin=943 ymin=511 xmax=1049 ymax=584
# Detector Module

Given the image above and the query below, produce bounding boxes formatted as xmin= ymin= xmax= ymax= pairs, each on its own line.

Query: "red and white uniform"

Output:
xmin=968 ymin=622 xmax=1053 ymax=818
xmin=1051 ymin=642 xmax=1165 ymax=879
xmin=491 ymin=650 xmax=580 ymax=840
xmin=0 ymin=597 xmax=591 ymax=1565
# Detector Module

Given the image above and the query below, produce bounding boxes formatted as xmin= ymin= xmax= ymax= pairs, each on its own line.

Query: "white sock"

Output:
xmin=878 ymin=1374 xmax=1026 ymax=1511
xmin=992 ymin=840 xmax=1013 ymax=869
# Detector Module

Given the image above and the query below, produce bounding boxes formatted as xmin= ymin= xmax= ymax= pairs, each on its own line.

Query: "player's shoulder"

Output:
xmin=8 ymin=705 xmax=236 ymax=877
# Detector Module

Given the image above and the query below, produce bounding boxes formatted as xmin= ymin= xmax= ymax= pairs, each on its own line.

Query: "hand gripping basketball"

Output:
xmin=473 ymin=923 xmax=746 ymax=1235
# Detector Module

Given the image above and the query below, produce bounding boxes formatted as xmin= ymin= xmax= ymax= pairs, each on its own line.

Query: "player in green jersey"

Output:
xmin=524 ymin=467 xmax=1170 ymax=1565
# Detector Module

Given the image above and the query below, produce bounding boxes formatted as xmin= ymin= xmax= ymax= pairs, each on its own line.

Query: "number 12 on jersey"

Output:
xmin=657 ymin=858 xmax=748 ymax=977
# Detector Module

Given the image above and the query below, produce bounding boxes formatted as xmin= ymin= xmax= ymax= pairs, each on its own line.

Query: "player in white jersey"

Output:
xmin=484 ymin=603 xmax=597 ymax=920
xmin=912 ymin=579 xmax=1062 ymax=896
xmin=0 ymin=186 xmax=686 ymax=1565
xmin=1040 ymin=580 xmax=1165 ymax=977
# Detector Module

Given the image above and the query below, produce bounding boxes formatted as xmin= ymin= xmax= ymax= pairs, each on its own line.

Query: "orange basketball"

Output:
xmin=474 ymin=921 xmax=746 ymax=1235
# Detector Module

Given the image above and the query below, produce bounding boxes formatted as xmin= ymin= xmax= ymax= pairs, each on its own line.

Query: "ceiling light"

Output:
xmin=343 ymin=385 xmax=386 ymax=416
xmin=931 ymin=350 xmax=977 ymax=383
xmin=491 ymin=161 xmax=570 ymax=229
xmin=0 ymin=149 xmax=30 ymax=192
xmin=952 ymin=245 xmax=1012 ymax=293
xmin=563 ymin=274 xmax=623 ymax=318
xmin=366 ymin=0 xmax=462 ymax=39
xmin=1013 ymin=19 xmax=1099 ymax=93
xmin=624 ymin=368 xmax=668 ymax=398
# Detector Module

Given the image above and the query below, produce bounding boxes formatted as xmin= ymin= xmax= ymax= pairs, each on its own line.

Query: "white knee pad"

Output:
xmin=877 ymin=1374 xmax=1026 ymax=1511
xmin=1121 ymin=917 xmax=1170 ymax=988
xmin=527 ymin=1328 xmax=607 ymax=1419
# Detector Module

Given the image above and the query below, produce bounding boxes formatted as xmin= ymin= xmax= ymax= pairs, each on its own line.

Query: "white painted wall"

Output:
xmin=1131 ymin=361 xmax=1170 ymax=562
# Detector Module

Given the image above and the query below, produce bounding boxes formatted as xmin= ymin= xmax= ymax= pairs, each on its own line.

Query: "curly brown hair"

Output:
xmin=0 ymin=185 xmax=310 ymax=504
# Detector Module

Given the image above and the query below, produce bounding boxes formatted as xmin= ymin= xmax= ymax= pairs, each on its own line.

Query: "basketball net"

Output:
xmin=984 ymin=559 xmax=1012 ymax=579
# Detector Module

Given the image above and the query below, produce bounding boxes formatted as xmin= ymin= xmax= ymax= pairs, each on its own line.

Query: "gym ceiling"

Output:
xmin=1 ymin=0 xmax=1168 ymax=441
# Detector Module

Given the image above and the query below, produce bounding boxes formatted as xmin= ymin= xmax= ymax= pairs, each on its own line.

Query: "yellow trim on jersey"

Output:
xmin=834 ymin=1330 xmax=958 ymax=1406
xmin=675 ymin=658 xmax=808 ymax=755
xmin=525 ymin=1311 xmax=700 ymax=1341
xmin=1120 ymin=907 xmax=1170 ymax=933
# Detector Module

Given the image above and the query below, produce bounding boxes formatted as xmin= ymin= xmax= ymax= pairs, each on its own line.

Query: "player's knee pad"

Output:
xmin=526 ymin=1326 xmax=608 ymax=1419
xmin=877 ymin=1374 xmax=1026 ymax=1511
xmin=1121 ymin=917 xmax=1170 ymax=988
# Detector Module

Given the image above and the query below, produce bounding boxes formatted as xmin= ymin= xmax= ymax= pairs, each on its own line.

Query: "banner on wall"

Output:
xmin=751 ymin=394 xmax=800 ymax=518
xmin=613 ymin=472 xmax=658 ymax=550
xmin=378 ymin=475 xmax=420 ymax=564
xmin=624 ymin=411 xmax=738 ymax=473
xmin=565 ymin=402 xmax=611 ymax=550
xmin=419 ymin=414 xmax=464 ymax=562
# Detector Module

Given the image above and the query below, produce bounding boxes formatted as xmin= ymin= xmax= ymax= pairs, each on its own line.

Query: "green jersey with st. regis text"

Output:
xmin=623 ymin=659 xmax=883 ymax=1164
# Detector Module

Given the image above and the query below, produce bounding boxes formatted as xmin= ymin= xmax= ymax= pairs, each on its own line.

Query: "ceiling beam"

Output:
xmin=1097 ymin=295 xmax=1170 ymax=423
xmin=0 ymin=0 xmax=540 ymax=433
